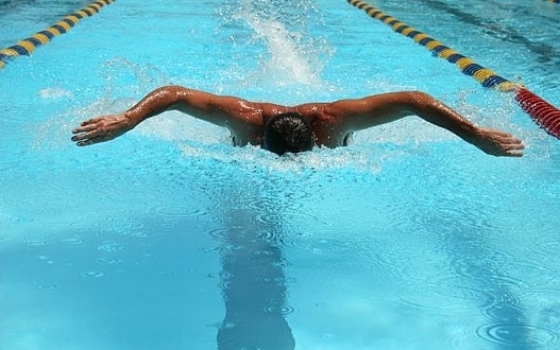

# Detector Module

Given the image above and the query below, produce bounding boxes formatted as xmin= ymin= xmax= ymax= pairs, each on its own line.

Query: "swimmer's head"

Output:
xmin=262 ymin=113 xmax=313 ymax=155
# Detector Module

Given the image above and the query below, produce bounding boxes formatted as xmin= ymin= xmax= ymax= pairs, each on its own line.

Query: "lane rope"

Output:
xmin=0 ymin=0 xmax=116 ymax=71
xmin=345 ymin=0 xmax=560 ymax=139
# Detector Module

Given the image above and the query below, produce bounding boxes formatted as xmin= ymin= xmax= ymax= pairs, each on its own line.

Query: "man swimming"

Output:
xmin=71 ymin=85 xmax=524 ymax=157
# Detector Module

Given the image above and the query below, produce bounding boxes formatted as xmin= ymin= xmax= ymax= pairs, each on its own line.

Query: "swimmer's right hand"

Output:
xmin=471 ymin=127 xmax=525 ymax=157
xmin=71 ymin=114 xmax=134 ymax=146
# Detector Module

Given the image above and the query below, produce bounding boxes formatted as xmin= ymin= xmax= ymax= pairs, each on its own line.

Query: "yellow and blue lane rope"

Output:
xmin=0 ymin=0 xmax=116 ymax=70
xmin=345 ymin=0 xmax=560 ymax=139
xmin=345 ymin=0 xmax=518 ymax=92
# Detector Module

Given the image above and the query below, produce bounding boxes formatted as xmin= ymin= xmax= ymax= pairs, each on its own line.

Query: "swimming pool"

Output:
xmin=1 ymin=0 xmax=559 ymax=349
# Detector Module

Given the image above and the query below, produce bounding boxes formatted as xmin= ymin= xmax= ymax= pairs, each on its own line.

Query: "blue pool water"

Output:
xmin=1 ymin=1 xmax=560 ymax=349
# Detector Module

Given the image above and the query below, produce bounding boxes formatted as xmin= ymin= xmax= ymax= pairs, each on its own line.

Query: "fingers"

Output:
xmin=511 ymin=139 xmax=525 ymax=149
xmin=503 ymin=138 xmax=524 ymax=149
xmin=478 ymin=127 xmax=526 ymax=157
xmin=492 ymin=129 xmax=514 ymax=137
xmin=509 ymin=141 xmax=525 ymax=157
xmin=72 ymin=122 xmax=98 ymax=135
xmin=75 ymin=136 xmax=105 ymax=147
xmin=507 ymin=150 xmax=524 ymax=157
xmin=492 ymin=131 xmax=523 ymax=145
xmin=71 ymin=119 xmax=105 ymax=146
xmin=81 ymin=116 xmax=104 ymax=126
xmin=500 ymin=138 xmax=525 ymax=157
xmin=71 ymin=130 xmax=108 ymax=145
xmin=71 ymin=115 xmax=113 ymax=134
xmin=71 ymin=133 xmax=90 ymax=142
xmin=71 ymin=126 xmax=100 ymax=141
xmin=503 ymin=142 xmax=524 ymax=156
xmin=71 ymin=134 xmax=96 ymax=146
xmin=71 ymin=118 xmax=98 ymax=133
xmin=71 ymin=121 xmax=111 ymax=145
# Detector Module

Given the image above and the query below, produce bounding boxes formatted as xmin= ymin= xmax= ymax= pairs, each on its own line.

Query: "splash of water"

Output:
xmin=218 ymin=0 xmax=333 ymax=89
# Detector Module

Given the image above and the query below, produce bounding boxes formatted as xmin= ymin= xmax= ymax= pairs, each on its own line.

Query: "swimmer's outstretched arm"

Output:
xmin=71 ymin=86 xmax=258 ymax=146
xmin=327 ymin=91 xmax=524 ymax=157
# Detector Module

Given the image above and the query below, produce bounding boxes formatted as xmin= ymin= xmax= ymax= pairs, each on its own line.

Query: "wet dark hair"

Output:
xmin=262 ymin=113 xmax=313 ymax=155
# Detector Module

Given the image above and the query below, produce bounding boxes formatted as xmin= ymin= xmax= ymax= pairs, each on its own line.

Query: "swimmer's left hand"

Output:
xmin=71 ymin=114 xmax=134 ymax=146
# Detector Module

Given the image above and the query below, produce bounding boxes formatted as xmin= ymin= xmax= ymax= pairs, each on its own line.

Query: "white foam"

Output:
xmin=38 ymin=87 xmax=73 ymax=100
xmin=222 ymin=0 xmax=333 ymax=90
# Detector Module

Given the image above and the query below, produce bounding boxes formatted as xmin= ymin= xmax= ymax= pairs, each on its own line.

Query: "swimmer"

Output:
xmin=71 ymin=85 xmax=524 ymax=157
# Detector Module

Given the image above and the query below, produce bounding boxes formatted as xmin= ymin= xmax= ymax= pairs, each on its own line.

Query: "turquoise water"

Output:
xmin=1 ymin=0 xmax=560 ymax=349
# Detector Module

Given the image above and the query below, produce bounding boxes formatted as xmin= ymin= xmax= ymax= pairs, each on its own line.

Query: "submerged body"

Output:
xmin=71 ymin=85 xmax=524 ymax=157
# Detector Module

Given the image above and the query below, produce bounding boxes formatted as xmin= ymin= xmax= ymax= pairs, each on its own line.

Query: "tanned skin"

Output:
xmin=71 ymin=85 xmax=524 ymax=157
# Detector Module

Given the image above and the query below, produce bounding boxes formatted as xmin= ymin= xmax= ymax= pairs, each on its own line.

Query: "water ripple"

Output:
xmin=37 ymin=283 xmax=58 ymax=291
xmin=96 ymin=257 xmax=121 ymax=265
xmin=536 ymin=239 xmax=560 ymax=255
xmin=264 ymin=305 xmax=294 ymax=316
xmin=25 ymin=239 xmax=49 ymax=246
xmin=476 ymin=323 xmax=559 ymax=349
xmin=397 ymin=281 xmax=497 ymax=316
xmin=154 ymin=205 xmax=205 ymax=218
xmin=480 ymin=292 xmax=525 ymax=322
xmin=447 ymin=327 xmax=477 ymax=350
xmin=60 ymin=236 xmax=83 ymax=245
xmin=81 ymin=271 xmax=104 ymax=278
xmin=518 ymin=288 xmax=560 ymax=329
xmin=97 ymin=240 xmax=124 ymax=252
xmin=452 ymin=257 xmax=528 ymax=289
xmin=207 ymin=226 xmax=283 ymax=248
xmin=97 ymin=217 xmax=146 ymax=237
